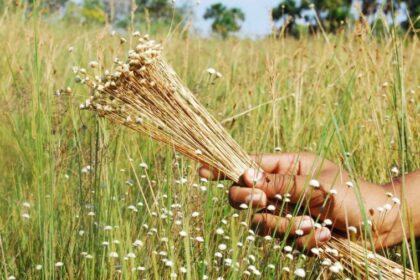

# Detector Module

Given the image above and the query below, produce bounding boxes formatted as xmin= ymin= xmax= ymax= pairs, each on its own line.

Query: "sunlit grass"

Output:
xmin=0 ymin=7 xmax=419 ymax=279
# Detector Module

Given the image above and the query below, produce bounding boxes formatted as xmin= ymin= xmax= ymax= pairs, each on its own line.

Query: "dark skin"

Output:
xmin=199 ymin=152 xmax=420 ymax=250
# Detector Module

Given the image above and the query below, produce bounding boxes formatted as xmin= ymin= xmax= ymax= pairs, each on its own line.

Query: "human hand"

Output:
xmin=199 ymin=152 xmax=404 ymax=250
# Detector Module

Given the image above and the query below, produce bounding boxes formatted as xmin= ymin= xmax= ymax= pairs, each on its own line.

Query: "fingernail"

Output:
xmin=299 ymin=219 xmax=314 ymax=231
xmin=317 ymin=228 xmax=331 ymax=242
xmin=247 ymin=168 xmax=263 ymax=183
xmin=245 ymin=193 xmax=265 ymax=204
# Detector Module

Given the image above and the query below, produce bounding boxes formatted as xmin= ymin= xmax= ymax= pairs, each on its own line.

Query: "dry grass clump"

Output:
xmin=77 ymin=33 xmax=416 ymax=279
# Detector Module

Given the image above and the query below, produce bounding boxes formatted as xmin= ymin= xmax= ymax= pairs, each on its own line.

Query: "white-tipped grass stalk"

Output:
xmin=76 ymin=34 xmax=416 ymax=279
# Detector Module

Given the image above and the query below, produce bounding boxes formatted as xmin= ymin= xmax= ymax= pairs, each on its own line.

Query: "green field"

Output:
xmin=0 ymin=6 xmax=419 ymax=280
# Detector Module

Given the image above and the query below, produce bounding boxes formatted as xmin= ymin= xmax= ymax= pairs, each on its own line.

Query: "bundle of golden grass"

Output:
xmin=76 ymin=34 xmax=416 ymax=279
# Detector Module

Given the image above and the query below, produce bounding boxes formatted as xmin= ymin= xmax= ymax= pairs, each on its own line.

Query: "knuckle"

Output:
xmin=267 ymin=174 xmax=286 ymax=197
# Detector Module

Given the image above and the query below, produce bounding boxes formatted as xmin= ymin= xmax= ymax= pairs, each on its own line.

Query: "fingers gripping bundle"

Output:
xmin=77 ymin=34 xmax=415 ymax=279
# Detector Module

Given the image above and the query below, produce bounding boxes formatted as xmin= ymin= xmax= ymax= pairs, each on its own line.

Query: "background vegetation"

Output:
xmin=0 ymin=0 xmax=419 ymax=279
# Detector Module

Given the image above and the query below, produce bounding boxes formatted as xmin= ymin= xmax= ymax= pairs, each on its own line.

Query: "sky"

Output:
xmin=178 ymin=0 xmax=281 ymax=38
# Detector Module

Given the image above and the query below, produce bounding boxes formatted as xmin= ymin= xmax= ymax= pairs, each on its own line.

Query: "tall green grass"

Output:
xmin=0 ymin=7 xmax=419 ymax=279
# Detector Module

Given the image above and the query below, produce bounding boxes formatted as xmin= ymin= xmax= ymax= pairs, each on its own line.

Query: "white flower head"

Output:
xmin=321 ymin=258 xmax=332 ymax=266
xmin=391 ymin=166 xmax=400 ymax=176
xmin=246 ymin=235 xmax=255 ymax=242
xmin=214 ymin=252 xmax=223 ymax=258
xmin=128 ymin=205 xmax=138 ymax=212
xmin=218 ymin=243 xmax=227 ymax=251
xmin=329 ymin=189 xmax=337 ymax=195
xmin=392 ymin=197 xmax=401 ymax=205
xmin=284 ymin=245 xmax=292 ymax=252
xmin=200 ymin=177 xmax=208 ymax=183
xmin=274 ymin=194 xmax=282 ymax=200
xmin=346 ymin=181 xmax=354 ymax=188
xmin=384 ymin=203 xmax=392 ymax=210
xmin=309 ymin=179 xmax=320 ymax=188
xmin=159 ymin=251 xmax=168 ymax=256
xmin=216 ymin=228 xmax=224 ymax=235
xmin=348 ymin=226 xmax=357 ymax=234
xmin=180 ymin=267 xmax=187 ymax=273
xmin=294 ymin=268 xmax=306 ymax=278
xmin=104 ymin=225 xmax=113 ymax=231
xmin=239 ymin=203 xmax=248 ymax=209
xmin=22 ymin=202 xmax=31 ymax=208
xmin=206 ymin=68 xmax=216 ymax=75
xmin=267 ymin=205 xmax=276 ymax=211
xmin=323 ymin=219 xmax=332 ymax=226
xmin=264 ymin=235 xmax=273 ymax=241
xmin=295 ymin=229 xmax=304 ymax=236
xmin=133 ymin=240 xmax=144 ymax=247
xmin=329 ymin=264 xmax=341 ymax=273
xmin=311 ymin=247 xmax=320 ymax=256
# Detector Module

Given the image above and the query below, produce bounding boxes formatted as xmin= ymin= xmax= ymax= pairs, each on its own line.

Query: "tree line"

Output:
xmin=271 ymin=0 xmax=420 ymax=37
xmin=7 ymin=0 xmax=420 ymax=37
